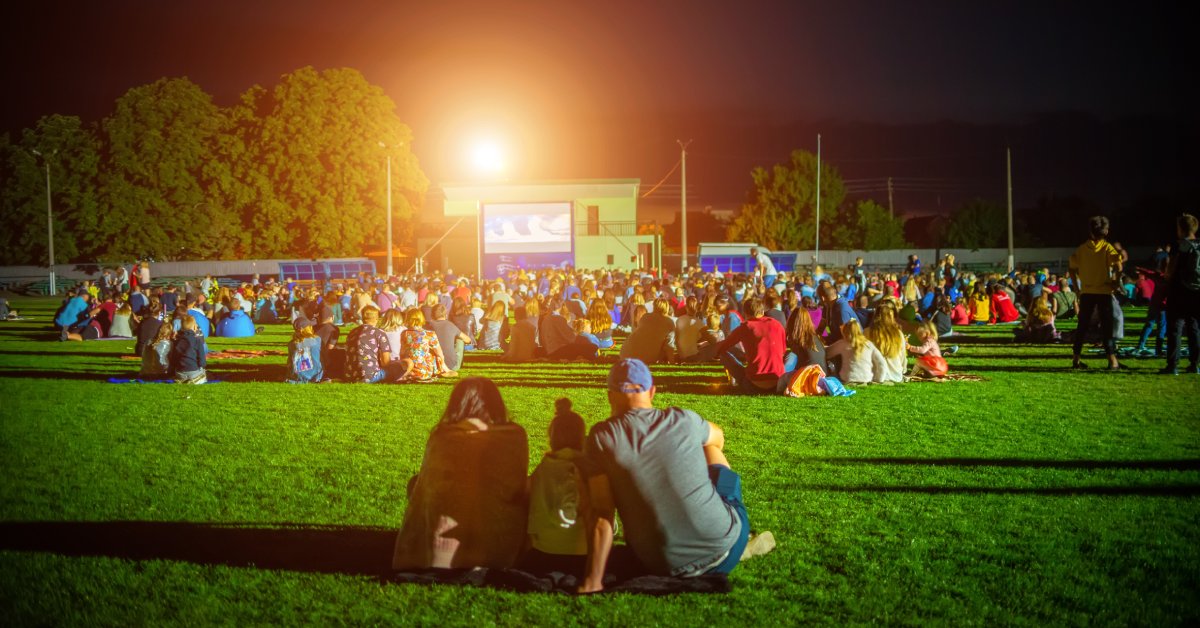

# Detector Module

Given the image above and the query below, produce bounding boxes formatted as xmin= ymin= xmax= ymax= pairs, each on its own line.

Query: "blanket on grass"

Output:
xmin=388 ymin=567 xmax=730 ymax=595
xmin=120 ymin=349 xmax=284 ymax=361
xmin=107 ymin=378 xmax=222 ymax=384
xmin=907 ymin=373 xmax=985 ymax=383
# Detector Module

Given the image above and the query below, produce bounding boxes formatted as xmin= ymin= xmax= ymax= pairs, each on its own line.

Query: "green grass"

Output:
xmin=1 ymin=297 xmax=1198 ymax=626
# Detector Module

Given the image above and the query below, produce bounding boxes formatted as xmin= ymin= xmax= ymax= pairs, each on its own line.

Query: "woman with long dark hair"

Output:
xmin=392 ymin=378 xmax=529 ymax=570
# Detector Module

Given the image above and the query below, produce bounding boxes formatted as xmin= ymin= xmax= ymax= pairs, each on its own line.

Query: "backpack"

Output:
xmin=1177 ymin=239 xmax=1200 ymax=291
xmin=294 ymin=345 xmax=314 ymax=373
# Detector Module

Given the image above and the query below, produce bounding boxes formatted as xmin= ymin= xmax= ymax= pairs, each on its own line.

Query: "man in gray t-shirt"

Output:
xmin=618 ymin=298 xmax=677 ymax=364
xmin=578 ymin=359 xmax=764 ymax=592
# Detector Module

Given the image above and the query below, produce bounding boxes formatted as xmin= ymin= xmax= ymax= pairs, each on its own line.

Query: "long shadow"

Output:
xmin=0 ymin=370 xmax=119 ymax=381
xmin=0 ymin=521 xmax=395 ymax=577
xmin=964 ymin=364 xmax=1138 ymax=374
xmin=796 ymin=457 xmax=1200 ymax=471
xmin=0 ymin=349 xmax=132 ymax=358
xmin=794 ymin=484 xmax=1200 ymax=496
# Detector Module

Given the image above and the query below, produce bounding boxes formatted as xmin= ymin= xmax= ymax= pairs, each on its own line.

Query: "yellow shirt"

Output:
xmin=1069 ymin=239 xmax=1121 ymax=295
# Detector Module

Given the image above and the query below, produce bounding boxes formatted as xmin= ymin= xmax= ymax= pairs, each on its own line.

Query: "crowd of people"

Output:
xmin=44 ymin=214 xmax=1199 ymax=383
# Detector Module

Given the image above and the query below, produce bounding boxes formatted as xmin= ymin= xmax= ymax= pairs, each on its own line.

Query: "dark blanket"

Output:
xmin=390 ymin=567 xmax=730 ymax=595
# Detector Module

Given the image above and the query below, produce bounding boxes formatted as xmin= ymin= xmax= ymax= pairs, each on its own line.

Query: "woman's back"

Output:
xmin=392 ymin=419 xmax=528 ymax=569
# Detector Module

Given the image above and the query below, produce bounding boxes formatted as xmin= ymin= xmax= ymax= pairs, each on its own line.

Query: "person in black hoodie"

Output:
xmin=134 ymin=300 xmax=164 ymax=357
xmin=172 ymin=314 xmax=207 ymax=384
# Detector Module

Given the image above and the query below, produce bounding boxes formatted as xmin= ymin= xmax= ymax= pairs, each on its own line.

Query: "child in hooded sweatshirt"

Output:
xmin=172 ymin=314 xmax=207 ymax=384
xmin=522 ymin=399 xmax=589 ymax=573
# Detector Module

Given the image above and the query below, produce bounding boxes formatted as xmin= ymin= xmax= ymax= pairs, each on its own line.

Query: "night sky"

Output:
xmin=2 ymin=1 xmax=1192 ymax=213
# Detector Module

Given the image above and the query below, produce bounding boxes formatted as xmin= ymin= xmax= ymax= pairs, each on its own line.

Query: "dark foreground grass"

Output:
xmin=1 ymin=297 xmax=1198 ymax=626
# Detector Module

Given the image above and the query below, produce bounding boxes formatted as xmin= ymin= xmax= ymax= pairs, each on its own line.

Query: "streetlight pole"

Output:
xmin=814 ymin=134 xmax=821 ymax=265
xmin=379 ymin=142 xmax=399 ymax=278
xmin=1006 ymin=147 xmax=1014 ymax=273
xmin=677 ymin=139 xmax=692 ymax=274
xmin=32 ymin=149 xmax=56 ymax=295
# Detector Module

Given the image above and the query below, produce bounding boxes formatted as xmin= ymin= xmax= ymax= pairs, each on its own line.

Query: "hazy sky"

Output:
xmin=1 ymin=1 xmax=1189 ymax=206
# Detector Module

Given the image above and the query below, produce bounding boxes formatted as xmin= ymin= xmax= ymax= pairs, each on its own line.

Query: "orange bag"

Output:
xmin=784 ymin=364 xmax=826 ymax=397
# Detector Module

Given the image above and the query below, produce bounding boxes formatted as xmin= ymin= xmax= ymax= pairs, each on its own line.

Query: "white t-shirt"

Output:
xmin=756 ymin=252 xmax=777 ymax=276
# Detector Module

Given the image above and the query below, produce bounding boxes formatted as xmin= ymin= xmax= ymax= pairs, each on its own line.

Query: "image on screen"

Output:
xmin=482 ymin=202 xmax=573 ymax=254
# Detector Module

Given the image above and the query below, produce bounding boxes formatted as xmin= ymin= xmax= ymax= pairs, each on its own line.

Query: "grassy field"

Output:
xmin=1 ymin=296 xmax=1197 ymax=626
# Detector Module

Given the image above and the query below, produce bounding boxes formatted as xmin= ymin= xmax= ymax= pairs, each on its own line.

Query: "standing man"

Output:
xmin=1162 ymin=213 xmax=1200 ymax=375
xmin=578 ymin=359 xmax=773 ymax=593
xmin=750 ymin=247 xmax=777 ymax=293
xmin=1068 ymin=216 xmax=1123 ymax=370
xmin=139 ymin=260 xmax=151 ymax=290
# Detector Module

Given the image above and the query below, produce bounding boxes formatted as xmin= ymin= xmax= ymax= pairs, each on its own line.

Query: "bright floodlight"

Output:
xmin=470 ymin=140 xmax=504 ymax=175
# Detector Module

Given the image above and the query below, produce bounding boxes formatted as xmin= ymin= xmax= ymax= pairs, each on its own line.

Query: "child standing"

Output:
xmin=524 ymin=399 xmax=588 ymax=573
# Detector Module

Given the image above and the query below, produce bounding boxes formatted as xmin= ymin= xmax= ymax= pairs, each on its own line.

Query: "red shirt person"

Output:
xmin=989 ymin=286 xmax=1021 ymax=323
xmin=715 ymin=296 xmax=787 ymax=394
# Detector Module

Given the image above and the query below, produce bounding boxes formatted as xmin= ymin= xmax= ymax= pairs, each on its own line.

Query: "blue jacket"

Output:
xmin=171 ymin=329 xmax=207 ymax=373
xmin=56 ymin=296 xmax=89 ymax=327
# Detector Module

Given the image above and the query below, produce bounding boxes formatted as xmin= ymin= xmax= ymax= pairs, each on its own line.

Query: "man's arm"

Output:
xmin=703 ymin=421 xmax=725 ymax=451
xmin=578 ymin=472 xmax=615 ymax=593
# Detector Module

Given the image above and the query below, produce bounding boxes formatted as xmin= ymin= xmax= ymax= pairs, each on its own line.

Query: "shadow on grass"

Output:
xmin=797 ymin=457 xmax=1200 ymax=471
xmin=0 ymin=521 xmax=395 ymax=577
xmin=794 ymin=484 xmax=1200 ymax=495
xmin=0 ymin=349 xmax=132 ymax=358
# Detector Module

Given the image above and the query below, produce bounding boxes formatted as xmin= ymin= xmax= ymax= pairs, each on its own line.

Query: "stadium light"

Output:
xmin=470 ymin=140 xmax=505 ymax=176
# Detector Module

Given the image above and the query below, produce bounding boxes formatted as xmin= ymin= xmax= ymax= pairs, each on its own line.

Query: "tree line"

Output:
xmin=0 ymin=67 xmax=429 ymax=265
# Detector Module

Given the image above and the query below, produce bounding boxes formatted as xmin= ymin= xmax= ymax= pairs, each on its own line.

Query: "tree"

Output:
xmin=97 ymin=77 xmax=239 ymax=261
xmin=848 ymin=199 xmax=910 ymax=250
xmin=0 ymin=115 xmax=102 ymax=265
xmin=727 ymin=150 xmax=846 ymax=250
xmin=231 ymin=67 xmax=428 ymax=258
xmin=941 ymin=198 xmax=1007 ymax=248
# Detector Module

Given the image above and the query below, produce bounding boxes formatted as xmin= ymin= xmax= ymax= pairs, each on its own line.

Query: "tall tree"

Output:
xmin=848 ymin=199 xmax=910 ymax=250
xmin=727 ymin=150 xmax=846 ymax=250
xmin=941 ymin=198 xmax=1007 ymax=248
xmin=0 ymin=116 xmax=102 ymax=265
xmin=98 ymin=77 xmax=239 ymax=261
xmin=232 ymin=67 xmax=428 ymax=258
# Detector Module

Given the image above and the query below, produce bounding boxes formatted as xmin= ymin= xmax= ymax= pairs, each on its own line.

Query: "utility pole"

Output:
xmin=814 ymin=134 xmax=821 ymax=264
xmin=1006 ymin=147 xmax=1014 ymax=273
xmin=385 ymin=153 xmax=393 ymax=277
xmin=677 ymin=139 xmax=693 ymax=274
xmin=887 ymin=176 xmax=894 ymax=218
xmin=32 ymin=149 xmax=56 ymax=295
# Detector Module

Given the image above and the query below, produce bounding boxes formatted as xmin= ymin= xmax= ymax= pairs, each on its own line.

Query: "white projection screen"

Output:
xmin=481 ymin=202 xmax=573 ymax=254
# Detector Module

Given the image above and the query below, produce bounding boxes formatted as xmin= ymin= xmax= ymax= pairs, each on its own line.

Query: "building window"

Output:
xmin=606 ymin=254 xmax=614 ymax=265
xmin=587 ymin=205 xmax=600 ymax=236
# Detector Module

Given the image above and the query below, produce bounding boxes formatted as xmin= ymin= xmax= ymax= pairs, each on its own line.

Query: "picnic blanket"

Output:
xmin=107 ymin=378 xmax=222 ymax=384
xmin=907 ymin=373 xmax=985 ymax=383
xmin=120 ymin=349 xmax=284 ymax=361
xmin=388 ymin=567 xmax=730 ymax=595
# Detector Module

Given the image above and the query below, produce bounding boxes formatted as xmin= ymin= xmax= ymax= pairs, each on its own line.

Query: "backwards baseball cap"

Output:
xmin=608 ymin=358 xmax=653 ymax=394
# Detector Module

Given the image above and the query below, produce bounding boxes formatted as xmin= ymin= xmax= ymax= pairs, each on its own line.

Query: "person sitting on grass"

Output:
xmin=134 ymin=300 xmax=163 ymax=357
xmin=577 ymin=359 xmax=774 ymax=593
xmin=314 ymin=307 xmax=342 ymax=379
xmin=989 ymin=284 xmax=1022 ymax=324
xmin=715 ymin=296 xmax=787 ymax=394
xmin=825 ymin=319 xmax=888 ymax=385
xmin=399 ymin=307 xmax=456 ymax=382
xmin=504 ymin=300 xmax=541 ymax=362
xmin=171 ymin=314 xmax=207 ymax=385
xmin=477 ymin=301 xmax=509 ymax=351
xmin=109 ymin=301 xmax=134 ymax=338
xmin=571 ymin=319 xmax=602 ymax=359
xmin=1014 ymin=297 xmax=1060 ymax=343
xmin=816 ymin=285 xmax=856 ymax=343
xmin=950 ymin=296 xmax=971 ymax=326
xmin=783 ymin=300 xmax=826 ymax=375
xmin=521 ymin=398 xmax=589 ymax=575
xmin=286 ymin=317 xmax=325 ymax=384
xmin=429 ymin=303 xmax=473 ymax=371
xmin=139 ymin=320 xmax=174 ymax=379
xmin=619 ymin=298 xmax=678 ymax=365
xmin=54 ymin=290 xmax=91 ymax=341
xmin=345 ymin=305 xmax=393 ymax=384
xmin=907 ymin=321 xmax=948 ymax=379
xmin=866 ymin=300 xmax=907 ymax=384
xmin=674 ymin=296 xmax=705 ymax=362
xmin=392 ymin=377 xmax=528 ymax=570
xmin=968 ymin=284 xmax=992 ymax=325
xmin=377 ymin=308 xmax=406 ymax=359
xmin=587 ymin=298 xmax=615 ymax=349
